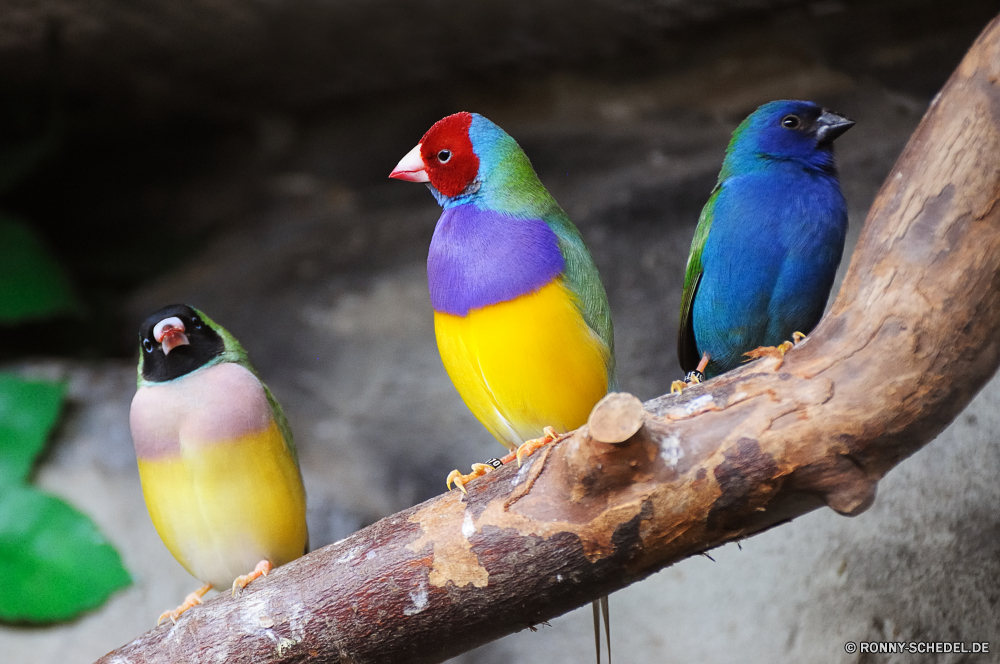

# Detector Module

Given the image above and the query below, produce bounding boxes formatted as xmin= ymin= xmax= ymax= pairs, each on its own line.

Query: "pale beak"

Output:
xmin=153 ymin=316 xmax=190 ymax=355
xmin=389 ymin=144 xmax=429 ymax=182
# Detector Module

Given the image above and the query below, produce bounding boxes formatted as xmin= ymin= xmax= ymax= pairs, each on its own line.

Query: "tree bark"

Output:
xmin=97 ymin=13 xmax=1000 ymax=664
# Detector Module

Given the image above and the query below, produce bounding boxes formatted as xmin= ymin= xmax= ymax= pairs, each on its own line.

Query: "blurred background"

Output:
xmin=2 ymin=0 xmax=999 ymax=661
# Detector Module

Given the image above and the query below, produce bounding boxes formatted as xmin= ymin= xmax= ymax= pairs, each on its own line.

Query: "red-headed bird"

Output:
xmin=391 ymin=112 xmax=617 ymax=662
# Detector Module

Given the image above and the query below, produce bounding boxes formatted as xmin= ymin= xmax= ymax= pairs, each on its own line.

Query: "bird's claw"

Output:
xmin=743 ymin=343 xmax=790 ymax=364
xmin=446 ymin=431 xmax=562 ymax=494
xmin=673 ymin=352 xmax=711 ymax=393
xmin=744 ymin=332 xmax=805 ymax=370
xmin=516 ymin=426 xmax=565 ymax=466
xmin=446 ymin=463 xmax=497 ymax=494
xmin=446 ymin=469 xmax=467 ymax=494
xmin=157 ymin=582 xmax=212 ymax=625
xmin=672 ymin=351 xmax=710 ymax=393
xmin=671 ymin=368 xmax=706 ymax=393
xmin=231 ymin=559 xmax=272 ymax=596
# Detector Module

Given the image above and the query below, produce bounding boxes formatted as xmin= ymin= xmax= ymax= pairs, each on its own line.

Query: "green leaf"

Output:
xmin=0 ymin=375 xmax=66 ymax=486
xmin=0 ymin=485 xmax=131 ymax=623
xmin=0 ymin=216 xmax=78 ymax=324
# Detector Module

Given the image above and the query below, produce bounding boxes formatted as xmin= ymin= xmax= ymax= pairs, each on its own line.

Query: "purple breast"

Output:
xmin=428 ymin=204 xmax=565 ymax=316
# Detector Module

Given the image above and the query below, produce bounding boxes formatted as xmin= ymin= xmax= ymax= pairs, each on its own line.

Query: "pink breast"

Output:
xmin=129 ymin=362 xmax=273 ymax=460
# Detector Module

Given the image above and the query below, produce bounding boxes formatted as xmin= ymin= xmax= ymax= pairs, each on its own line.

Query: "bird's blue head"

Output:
xmin=723 ymin=100 xmax=854 ymax=177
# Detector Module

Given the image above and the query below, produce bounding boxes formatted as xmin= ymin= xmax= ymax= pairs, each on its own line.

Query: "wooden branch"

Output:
xmin=98 ymin=14 xmax=1000 ymax=664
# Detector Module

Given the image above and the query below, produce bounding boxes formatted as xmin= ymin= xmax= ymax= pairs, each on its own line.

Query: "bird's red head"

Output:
xmin=389 ymin=112 xmax=480 ymax=198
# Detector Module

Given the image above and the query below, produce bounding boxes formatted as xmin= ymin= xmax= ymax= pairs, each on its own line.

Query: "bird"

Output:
xmin=390 ymin=111 xmax=616 ymax=663
xmin=675 ymin=100 xmax=853 ymax=386
xmin=129 ymin=304 xmax=308 ymax=624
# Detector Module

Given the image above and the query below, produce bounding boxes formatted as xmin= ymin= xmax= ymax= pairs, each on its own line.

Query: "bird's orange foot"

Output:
xmin=158 ymin=582 xmax=212 ymax=625
xmin=446 ymin=461 xmax=502 ymax=494
xmin=515 ymin=426 xmax=566 ymax=466
xmin=671 ymin=352 xmax=711 ymax=393
xmin=671 ymin=370 xmax=705 ymax=394
xmin=445 ymin=433 xmax=559 ymax=494
xmin=231 ymin=560 xmax=272 ymax=596
xmin=744 ymin=332 xmax=805 ymax=370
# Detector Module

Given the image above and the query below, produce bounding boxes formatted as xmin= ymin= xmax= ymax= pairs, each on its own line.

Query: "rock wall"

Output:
xmin=0 ymin=0 xmax=802 ymax=111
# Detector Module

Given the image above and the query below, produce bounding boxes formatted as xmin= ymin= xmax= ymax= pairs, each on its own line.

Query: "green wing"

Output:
xmin=677 ymin=186 xmax=719 ymax=373
xmin=545 ymin=207 xmax=619 ymax=391
xmin=261 ymin=383 xmax=298 ymax=465
xmin=492 ymin=138 xmax=617 ymax=389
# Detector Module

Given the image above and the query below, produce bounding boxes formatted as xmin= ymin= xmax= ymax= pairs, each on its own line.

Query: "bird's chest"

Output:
xmin=129 ymin=363 xmax=273 ymax=460
xmin=434 ymin=278 xmax=610 ymax=444
xmin=695 ymin=171 xmax=847 ymax=355
xmin=705 ymin=173 xmax=846 ymax=280
xmin=427 ymin=204 xmax=565 ymax=316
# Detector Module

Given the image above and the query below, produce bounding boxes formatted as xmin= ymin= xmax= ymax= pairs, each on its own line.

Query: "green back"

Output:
xmin=473 ymin=120 xmax=617 ymax=390
xmin=546 ymin=206 xmax=618 ymax=391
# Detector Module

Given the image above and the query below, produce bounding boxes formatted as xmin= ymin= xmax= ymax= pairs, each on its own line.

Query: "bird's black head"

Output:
xmin=138 ymin=304 xmax=225 ymax=382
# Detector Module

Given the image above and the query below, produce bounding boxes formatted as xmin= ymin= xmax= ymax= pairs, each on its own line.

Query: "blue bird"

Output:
xmin=676 ymin=100 xmax=854 ymax=382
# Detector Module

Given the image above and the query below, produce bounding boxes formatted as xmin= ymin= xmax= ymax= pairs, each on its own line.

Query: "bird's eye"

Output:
xmin=143 ymin=338 xmax=154 ymax=353
xmin=437 ymin=149 xmax=451 ymax=163
xmin=191 ymin=316 xmax=202 ymax=329
xmin=781 ymin=115 xmax=801 ymax=129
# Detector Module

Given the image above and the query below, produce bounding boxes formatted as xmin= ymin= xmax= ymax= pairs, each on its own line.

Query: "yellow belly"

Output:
xmin=435 ymin=279 xmax=612 ymax=449
xmin=137 ymin=421 xmax=307 ymax=589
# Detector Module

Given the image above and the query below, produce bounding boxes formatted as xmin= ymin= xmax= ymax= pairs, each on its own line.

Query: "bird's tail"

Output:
xmin=592 ymin=595 xmax=611 ymax=664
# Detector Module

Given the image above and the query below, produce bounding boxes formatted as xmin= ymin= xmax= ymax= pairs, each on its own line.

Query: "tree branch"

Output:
xmin=98 ymin=13 xmax=1000 ymax=664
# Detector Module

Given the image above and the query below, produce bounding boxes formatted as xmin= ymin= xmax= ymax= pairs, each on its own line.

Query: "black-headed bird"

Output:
xmin=129 ymin=304 xmax=307 ymax=624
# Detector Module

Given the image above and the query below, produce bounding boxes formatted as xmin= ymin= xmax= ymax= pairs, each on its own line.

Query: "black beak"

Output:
xmin=815 ymin=109 xmax=855 ymax=144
